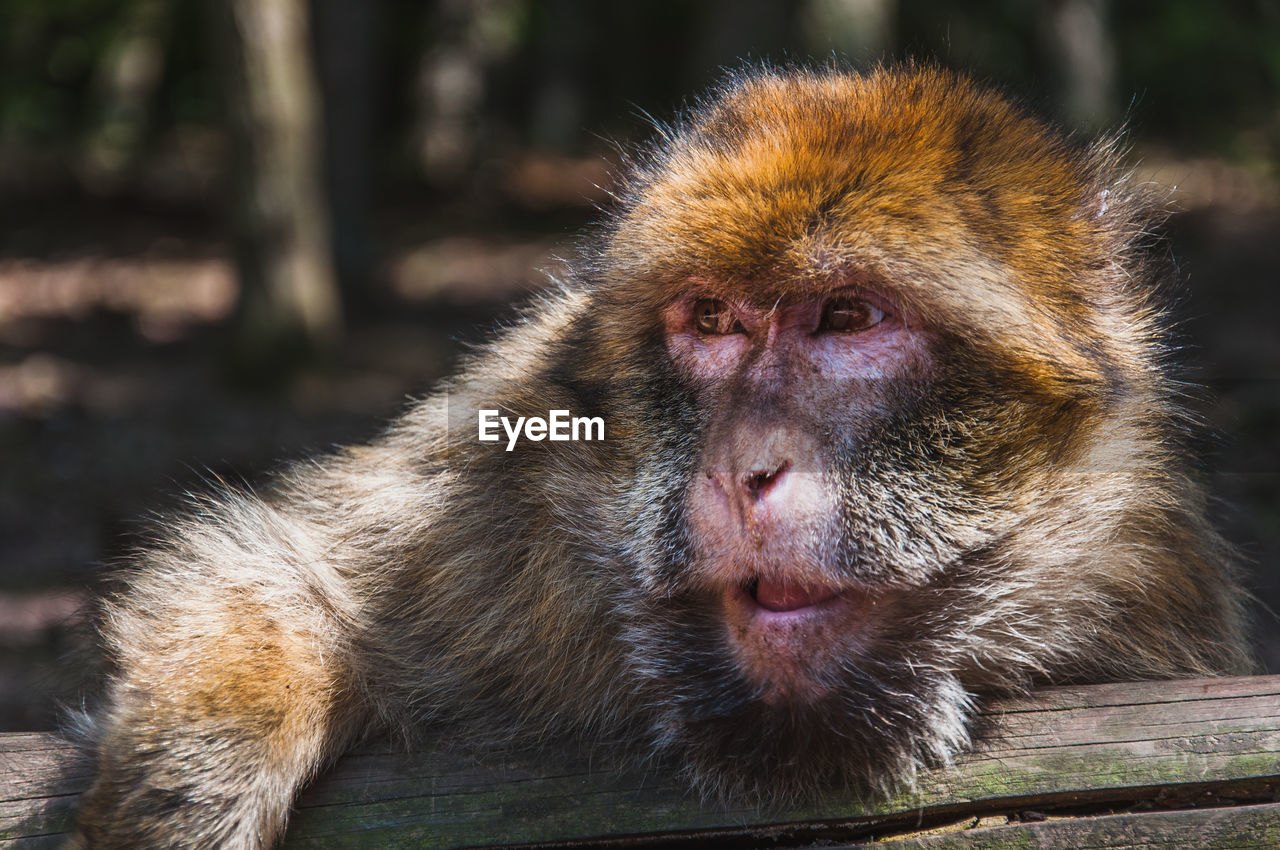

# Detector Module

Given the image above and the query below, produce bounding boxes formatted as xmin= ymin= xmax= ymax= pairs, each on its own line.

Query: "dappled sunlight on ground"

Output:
xmin=0 ymin=257 xmax=237 ymax=343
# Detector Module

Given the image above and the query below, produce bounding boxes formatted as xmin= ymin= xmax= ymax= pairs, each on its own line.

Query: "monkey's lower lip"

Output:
xmin=750 ymin=577 xmax=841 ymax=612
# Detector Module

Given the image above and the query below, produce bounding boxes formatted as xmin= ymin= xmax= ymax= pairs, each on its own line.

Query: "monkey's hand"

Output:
xmin=69 ymin=495 xmax=364 ymax=849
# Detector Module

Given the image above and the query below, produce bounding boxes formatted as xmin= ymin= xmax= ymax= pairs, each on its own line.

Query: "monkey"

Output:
xmin=69 ymin=63 xmax=1253 ymax=848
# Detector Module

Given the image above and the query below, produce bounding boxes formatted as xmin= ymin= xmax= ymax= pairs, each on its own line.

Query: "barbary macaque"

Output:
xmin=71 ymin=64 xmax=1252 ymax=847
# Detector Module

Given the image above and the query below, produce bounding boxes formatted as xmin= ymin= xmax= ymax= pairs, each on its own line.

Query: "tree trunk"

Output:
xmin=219 ymin=0 xmax=342 ymax=374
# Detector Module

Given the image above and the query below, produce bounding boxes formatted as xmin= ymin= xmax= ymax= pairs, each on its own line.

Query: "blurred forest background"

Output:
xmin=1 ymin=0 xmax=1278 ymax=731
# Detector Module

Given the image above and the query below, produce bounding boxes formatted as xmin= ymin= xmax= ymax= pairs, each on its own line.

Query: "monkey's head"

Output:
xmin=568 ymin=66 xmax=1241 ymax=802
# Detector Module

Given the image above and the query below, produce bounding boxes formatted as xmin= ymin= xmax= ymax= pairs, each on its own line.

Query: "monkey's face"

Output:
xmin=661 ymin=287 xmax=949 ymax=703
xmin=614 ymin=280 xmax=1001 ymax=800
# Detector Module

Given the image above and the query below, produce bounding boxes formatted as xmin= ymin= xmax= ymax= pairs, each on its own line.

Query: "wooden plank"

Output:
xmin=1 ymin=675 xmax=1278 ymax=847
xmin=862 ymin=801 xmax=1280 ymax=848
xmin=0 ymin=731 xmax=90 ymax=848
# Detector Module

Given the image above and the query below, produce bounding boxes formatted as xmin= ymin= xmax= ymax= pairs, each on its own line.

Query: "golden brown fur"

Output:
xmin=71 ymin=64 xmax=1251 ymax=848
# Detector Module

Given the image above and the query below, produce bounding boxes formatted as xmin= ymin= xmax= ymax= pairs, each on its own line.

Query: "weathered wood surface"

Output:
xmin=3 ymin=675 xmax=1279 ymax=848
xmin=870 ymin=802 xmax=1280 ymax=848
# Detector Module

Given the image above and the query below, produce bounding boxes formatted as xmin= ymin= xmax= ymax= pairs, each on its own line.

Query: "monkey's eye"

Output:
xmin=692 ymin=299 xmax=742 ymax=335
xmin=819 ymin=298 xmax=885 ymax=333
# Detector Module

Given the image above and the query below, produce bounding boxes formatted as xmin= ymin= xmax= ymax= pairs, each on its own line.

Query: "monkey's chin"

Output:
xmin=721 ymin=579 xmax=884 ymax=704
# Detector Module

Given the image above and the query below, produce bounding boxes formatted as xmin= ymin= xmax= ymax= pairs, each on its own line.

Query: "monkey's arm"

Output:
xmin=70 ymin=488 xmax=368 ymax=849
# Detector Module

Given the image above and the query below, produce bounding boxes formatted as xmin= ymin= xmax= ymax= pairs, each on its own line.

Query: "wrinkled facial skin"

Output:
xmin=665 ymin=286 xmax=973 ymax=694
xmin=620 ymin=283 xmax=1012 ymax=802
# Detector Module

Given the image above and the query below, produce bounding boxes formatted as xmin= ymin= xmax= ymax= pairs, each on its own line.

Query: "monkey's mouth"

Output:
xmin=720 ymin=576 xmax=884 ymax=701
xmin=728 ymin=575 xmax=879 ymax=626
xmin=745 ymin=576 xmax=843 ymax=613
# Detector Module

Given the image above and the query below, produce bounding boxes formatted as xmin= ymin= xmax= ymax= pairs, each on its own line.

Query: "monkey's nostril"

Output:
xmin=744 ymin=462 xmax=788 ymax=500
